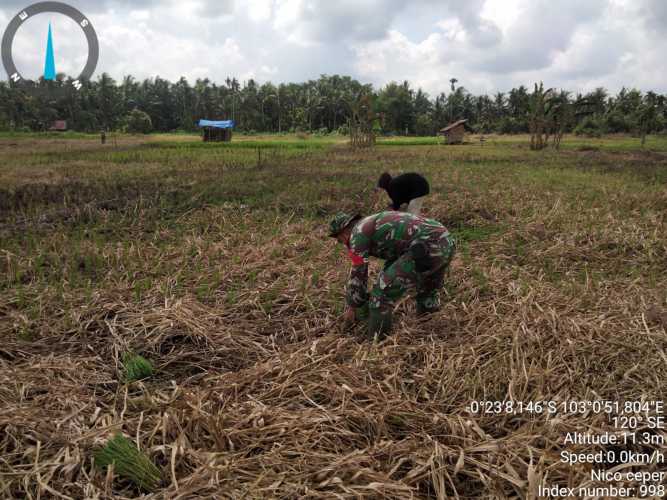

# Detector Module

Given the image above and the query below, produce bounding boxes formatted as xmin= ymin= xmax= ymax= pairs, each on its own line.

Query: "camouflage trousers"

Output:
xmin=370 ymin=233 xmax=456 ymax=314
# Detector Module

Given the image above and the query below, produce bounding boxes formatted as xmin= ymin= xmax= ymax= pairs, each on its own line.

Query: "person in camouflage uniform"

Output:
xmin=329 ymin=211 xmax=456 ymax=339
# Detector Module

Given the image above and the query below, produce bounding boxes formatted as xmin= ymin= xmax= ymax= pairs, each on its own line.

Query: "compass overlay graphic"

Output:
xmin=1 ymin=1 xmax=99 ymax=89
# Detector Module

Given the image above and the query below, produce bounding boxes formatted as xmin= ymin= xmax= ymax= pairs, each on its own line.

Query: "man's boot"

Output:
xmin=416 ymin=300 xmax=440 ymax=316
xmin=355 ymin=303 xmax=369 ymax=321
xmin=368 ymin=308 xmax=392 ymax=341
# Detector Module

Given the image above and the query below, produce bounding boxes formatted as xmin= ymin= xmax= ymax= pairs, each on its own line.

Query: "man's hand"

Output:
xmin=343 ymin=307 xmax=356 ymax=325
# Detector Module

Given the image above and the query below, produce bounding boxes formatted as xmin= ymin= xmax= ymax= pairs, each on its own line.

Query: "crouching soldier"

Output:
xmin=329 ymin=211 xmax=456 ymax=340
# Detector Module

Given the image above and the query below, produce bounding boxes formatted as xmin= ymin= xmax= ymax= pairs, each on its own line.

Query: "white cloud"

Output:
xmin=220 ymin=38 xmax=244 ymax=64
xmin=480 ymin=0 xmax=521 ymax=33
xmin=353 ymin=30 xmax=443 ymax=90
xmin=436 ymin=19 xmax=466 ymax=43
xmin=246 ymin=0 xmax=272 ymax=23
xmin=0 ymin=0 xmax=666 ymax=94
xmin=260 ymin=65 xmax=278 ymax=75
xmin=129 ymin=9 xmax=150 ymax=21
xmin=273 ymin=0 xmax=403 ymax=46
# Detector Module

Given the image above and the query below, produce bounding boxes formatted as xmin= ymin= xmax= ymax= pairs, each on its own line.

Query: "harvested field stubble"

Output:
xmin=1 ymin=135 xmax=666 ymax=498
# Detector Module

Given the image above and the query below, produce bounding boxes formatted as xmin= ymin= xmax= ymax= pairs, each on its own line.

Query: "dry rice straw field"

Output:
xmin=1 ymin=134 xmax=667 ymax=498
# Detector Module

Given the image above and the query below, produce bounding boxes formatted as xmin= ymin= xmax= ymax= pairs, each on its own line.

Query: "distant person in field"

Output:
xmin=329 ymin=210 xmax=456 ymax=340
xmin=376 ymin=172 xmax=430 ymax=214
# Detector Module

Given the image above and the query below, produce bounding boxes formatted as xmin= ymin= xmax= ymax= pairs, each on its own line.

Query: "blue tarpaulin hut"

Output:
xmin=198 ymin=119 xmax=235 ymax=142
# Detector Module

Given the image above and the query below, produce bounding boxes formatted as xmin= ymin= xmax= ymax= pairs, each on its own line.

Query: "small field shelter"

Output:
xmin=198 ymin=119 xmax=235 ymax=142
xmin=49 ymin=120 xmax=67 ymax=131
xmin=439 ymin=119 xmax=472 ymax=144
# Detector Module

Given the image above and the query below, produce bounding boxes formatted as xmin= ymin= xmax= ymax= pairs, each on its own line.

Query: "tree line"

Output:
xmin=0 ymin=73 xmax=665 ymax=136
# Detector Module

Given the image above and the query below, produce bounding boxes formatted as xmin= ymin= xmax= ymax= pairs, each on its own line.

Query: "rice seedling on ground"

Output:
xmin=122 ymin=352 xmax=154 ymax=382
xmin=0 ymin=133 xmax=666 ymax=498
xmin=93 ymin=434 xmax=162 ymax=491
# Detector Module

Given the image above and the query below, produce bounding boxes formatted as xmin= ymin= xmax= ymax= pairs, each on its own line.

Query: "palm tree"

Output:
xmin=449 ymin=78 xmax=458 ymax=93
xmin=449 ymin=78 xmax=458 ymax=122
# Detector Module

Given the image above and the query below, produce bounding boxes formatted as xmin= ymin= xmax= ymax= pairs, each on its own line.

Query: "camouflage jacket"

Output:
xmin=345 ymin=211 xmax=449 ymax=307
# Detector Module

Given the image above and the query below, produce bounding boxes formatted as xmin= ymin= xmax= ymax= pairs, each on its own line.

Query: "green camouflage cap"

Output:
xmin=328 ymin=212 xmax=361 ymax=237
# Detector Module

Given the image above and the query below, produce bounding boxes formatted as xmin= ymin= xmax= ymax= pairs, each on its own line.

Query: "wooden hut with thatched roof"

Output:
xmin=439 ymin=119 xmax=472 ymax=144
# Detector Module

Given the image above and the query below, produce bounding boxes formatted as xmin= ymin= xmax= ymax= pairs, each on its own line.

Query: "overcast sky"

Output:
xmin=1 ymin=0 xmax=666 ymax=96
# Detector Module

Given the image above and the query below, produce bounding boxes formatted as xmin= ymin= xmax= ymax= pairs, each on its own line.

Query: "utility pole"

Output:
xmin=277 ymin=91 xmax=281 ymax=133
xmin=449 ymin=78 xmax=458 ymax=123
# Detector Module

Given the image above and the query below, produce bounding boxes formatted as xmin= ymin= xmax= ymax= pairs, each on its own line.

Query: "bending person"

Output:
xmin=376 ymin=172 xmax=430 ymax=214
xmin=329 ymin=210 xmax=456 ymax=340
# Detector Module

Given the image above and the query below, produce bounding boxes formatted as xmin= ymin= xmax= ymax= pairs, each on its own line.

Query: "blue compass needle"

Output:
xmin=44 ymin=22 xmax=56 ymax=80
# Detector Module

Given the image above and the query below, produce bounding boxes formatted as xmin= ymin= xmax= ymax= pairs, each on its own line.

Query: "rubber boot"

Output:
xmin=416 ymin=301 xmax=440 ymax=316
xmin=368 ymin=308 xmax=392 ymax=341
xmin=355 ymin=303 xmax=369 ymax=321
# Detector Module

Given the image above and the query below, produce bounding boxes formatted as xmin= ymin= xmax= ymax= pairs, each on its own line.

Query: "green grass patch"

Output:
xmin=0 ymin=131 xmax=98 ymax=140
xmin=376 ymin=137 xmax=443 ymax=146
xmin=150 ymin=139 xmax=330 ymax=150
xmin=451 ymin=225 xmax=502 ymax=242
xmin=94 ymin=434 xmax=161 ymax=491
xmin=122 ymin=353 xmax=154 ymax=382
